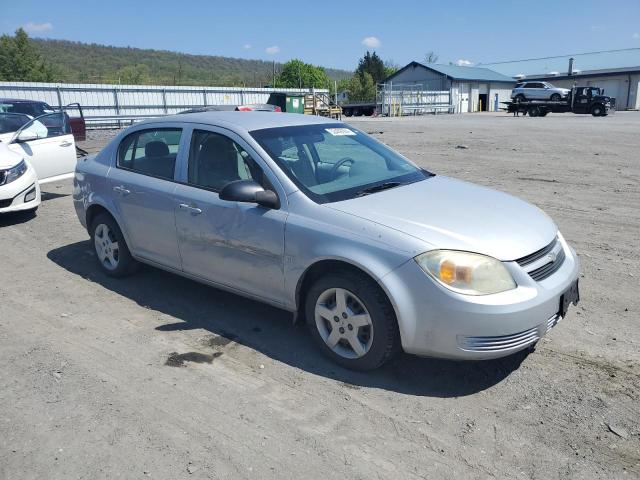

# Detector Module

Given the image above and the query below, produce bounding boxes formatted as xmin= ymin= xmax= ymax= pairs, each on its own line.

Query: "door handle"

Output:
xmin=59 ymin=141 xmax=73 ymax=147
xmin=179 ymin=203 xmax=203 ymax=214
xmin=113 ymin=185 xmax=131 ymax=195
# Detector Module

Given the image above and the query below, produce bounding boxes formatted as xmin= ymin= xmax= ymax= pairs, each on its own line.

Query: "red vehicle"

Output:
xmin=0 ymin=98 xmax=86 ymax=141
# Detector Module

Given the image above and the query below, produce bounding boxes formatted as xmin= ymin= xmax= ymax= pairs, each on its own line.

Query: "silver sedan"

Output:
xmin=73 ymin=112 xmax=580 ymax=370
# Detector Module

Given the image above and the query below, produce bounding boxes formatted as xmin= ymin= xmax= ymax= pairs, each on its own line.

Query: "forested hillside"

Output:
xmin=31 ymin=38 xmax=351 ymax=86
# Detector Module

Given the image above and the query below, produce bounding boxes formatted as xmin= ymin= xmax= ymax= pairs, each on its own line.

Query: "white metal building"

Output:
xmin=383 ymin=62 xmax=515 ymax=113
xmin=481 ymin=48 xmax=640 ymax=110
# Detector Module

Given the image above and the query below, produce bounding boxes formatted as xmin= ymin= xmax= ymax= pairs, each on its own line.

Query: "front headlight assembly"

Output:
xmin=3 ymin=160 xmax=27 ymax=185
xmin=415 ymin=250 xmax=516 ymax=295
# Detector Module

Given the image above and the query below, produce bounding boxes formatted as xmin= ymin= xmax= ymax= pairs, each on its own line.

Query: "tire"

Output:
xmin=591 ymin=104 xmax=604 ymax=116
xmin=90 ymin=213 xmax=138 ymax=277
xmin=514 ymin=94 xmax=526 ymax=103
xmin=305 ymin=270 xmax=400 ymax=370
xmin=550 ymin=93 xmax=561 ymax=102
xmin=528 ymin=106 xmax=540 ymax=117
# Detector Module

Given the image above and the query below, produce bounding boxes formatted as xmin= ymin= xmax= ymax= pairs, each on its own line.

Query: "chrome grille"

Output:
xmin=546 ymin=313 xmax=562 ymax=332
xmin=517 ymin=238 xmax=558 ymax=266
xmin=516 ymin=236 xmax=566 ymax=282
xmin=528 ymin=248 xmax=566 ymax=281
xmin=458 ymin=327 xmax=540 ymax=352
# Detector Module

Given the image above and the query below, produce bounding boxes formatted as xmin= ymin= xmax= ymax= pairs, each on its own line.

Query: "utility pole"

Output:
xmin=272 ymin=60 xmax=276 ymax=88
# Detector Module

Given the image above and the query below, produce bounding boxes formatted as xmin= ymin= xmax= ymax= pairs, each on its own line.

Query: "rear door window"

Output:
xmin=117 ymin=128 xmax=182 ymax=181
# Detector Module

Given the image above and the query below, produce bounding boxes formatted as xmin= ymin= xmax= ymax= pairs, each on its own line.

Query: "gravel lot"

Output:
xmin=1 ymin=112 xmax=638 ymax=479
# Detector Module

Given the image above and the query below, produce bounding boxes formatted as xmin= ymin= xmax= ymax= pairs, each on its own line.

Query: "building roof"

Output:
xmin=386 ymin=61 xmax=515 ymax=83
xmin=480 ymin=48 xmax=640 ymax=78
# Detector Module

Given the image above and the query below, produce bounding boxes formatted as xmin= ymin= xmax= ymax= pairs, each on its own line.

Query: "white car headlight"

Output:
xmin=415 ymin=250 xmax=516 ymax=295
xmin=4 ymin=159 xmax=27 ymax=184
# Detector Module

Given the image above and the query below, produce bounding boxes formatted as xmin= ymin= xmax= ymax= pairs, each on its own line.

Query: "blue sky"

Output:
xmin=2 ymin=0 xmax=640 ymax=71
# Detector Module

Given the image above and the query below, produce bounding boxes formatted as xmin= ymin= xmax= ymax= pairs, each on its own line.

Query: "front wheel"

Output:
xmin=305 ymin=270 xmax=400 ymax=370
xmin=591 ymin=105 xmax=605 ymax=116
xmin=90 ymin=213 xmax=138 ymax=277
xmin=550 ymin=93 xmax=562 ymax=101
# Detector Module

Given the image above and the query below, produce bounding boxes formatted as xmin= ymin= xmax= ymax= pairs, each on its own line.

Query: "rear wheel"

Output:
xmin=305 ymin=270 xmax=400 ymax=370
xmin=90 ymin=213 xmax=138 ymax=277
xmin=528 ymin=106 xmax=540 ymax=117
xmin=514 ymin=94 xmax=526 ymax=103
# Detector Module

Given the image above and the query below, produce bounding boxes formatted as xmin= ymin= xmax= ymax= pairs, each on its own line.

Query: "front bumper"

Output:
xmin=0 ymin=166 xmax=40 ymax=213
xmin=382 ymin=236 xmax=580 ymax=360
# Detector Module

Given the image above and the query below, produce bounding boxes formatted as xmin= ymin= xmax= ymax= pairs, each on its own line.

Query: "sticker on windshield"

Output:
xmin=325 ymin=128 xmax=356 ymax=136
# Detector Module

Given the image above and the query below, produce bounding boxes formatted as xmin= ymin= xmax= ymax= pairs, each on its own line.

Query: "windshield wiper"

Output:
xmin=356 ymin=182 xmax=402 ymax=197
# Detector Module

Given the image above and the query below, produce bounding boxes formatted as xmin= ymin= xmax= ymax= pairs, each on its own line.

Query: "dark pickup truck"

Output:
xmin=0 ymin=98 xmax=86 ymax=140
xmin=506 ymin=86 xmax=615 ymax=117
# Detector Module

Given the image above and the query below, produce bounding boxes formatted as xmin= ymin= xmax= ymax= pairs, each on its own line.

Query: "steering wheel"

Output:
xmin=329 ymin=157 xmax=355 ymax=180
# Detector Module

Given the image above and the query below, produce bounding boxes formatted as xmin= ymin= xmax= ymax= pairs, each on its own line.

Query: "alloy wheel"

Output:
xmin=94 ymin=223 xmax=120 ymax=271
xmin=314 ymin=288 xmax=374 ymax=359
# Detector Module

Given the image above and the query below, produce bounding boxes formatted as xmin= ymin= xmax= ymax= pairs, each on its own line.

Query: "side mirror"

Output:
xmin=16 ymin=131 xmax=39 ymax=143
xmin=219 ymin=180 xmax=280 ymax=209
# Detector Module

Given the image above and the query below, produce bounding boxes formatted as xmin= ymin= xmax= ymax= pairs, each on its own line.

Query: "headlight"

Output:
xmin=415 ymin=250 xmax=516 ymax=295
xmin=4 ymin=160 xmax=27 ymax=184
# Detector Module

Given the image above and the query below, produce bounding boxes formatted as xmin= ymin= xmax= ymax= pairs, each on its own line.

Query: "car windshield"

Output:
xmin=251 ymin=123 xmax=431 ymax=203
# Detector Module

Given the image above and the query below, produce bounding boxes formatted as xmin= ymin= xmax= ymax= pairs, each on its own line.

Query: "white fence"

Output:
xmin=0 ymin=82 xmax=325 ymax=128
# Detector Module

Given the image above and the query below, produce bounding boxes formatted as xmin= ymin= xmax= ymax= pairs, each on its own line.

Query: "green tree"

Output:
xmin=383 ymin=60 xmax=399 ymax=79
xmin=346 ymin=72 xmax=376 ymax=102
xmin=355 ymin=51 xmax=386 ymax=84
xmin=110 ymin=64 xmax=152 ymax=84
xmin=0 ymin=28 xmax=55 ymax=81
xmin=277 ymin=59 xmax=331 ymax=89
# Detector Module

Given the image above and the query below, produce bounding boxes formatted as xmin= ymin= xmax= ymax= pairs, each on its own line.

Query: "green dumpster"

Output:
xmin=267 ymin=92 xmax=306 ymax=114
xmin=285 ymin=95 xmax=305 ymax=114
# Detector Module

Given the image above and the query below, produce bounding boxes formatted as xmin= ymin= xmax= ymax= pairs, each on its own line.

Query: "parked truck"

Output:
xmin=506 ymin=86 xmax=615 ymax=117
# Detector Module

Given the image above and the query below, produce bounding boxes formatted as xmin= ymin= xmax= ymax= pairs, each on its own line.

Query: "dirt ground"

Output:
xmin=1 ymin=112 xmax=638 ymax=479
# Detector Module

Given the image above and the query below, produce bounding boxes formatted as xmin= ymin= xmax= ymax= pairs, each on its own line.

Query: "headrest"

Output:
xmin=145 ymin=141 xmax=169 ymax=158
xmin=200 ymin=136 xmax=236 ymax=159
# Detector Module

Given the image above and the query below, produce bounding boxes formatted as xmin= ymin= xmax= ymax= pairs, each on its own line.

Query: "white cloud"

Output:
xmin=265 ymin=46 xmax=280 ymax=55
xmin=243 ymin=44 xmax=252 ymax=50
xmin=23 ymin=21 xmax=53 ymax=33
xmin=633 ymin=32 xmax=640 ymax=39
xmin=361 ymin=36 xmax=381 ymax=48
xmin=590 ymin=25 xmax=605 ymax=32
xmin=456 ymin=59 xmax=473 ymax=66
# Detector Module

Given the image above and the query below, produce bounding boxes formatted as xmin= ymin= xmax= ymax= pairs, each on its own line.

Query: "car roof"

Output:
xmin=0 ymin=98 xmax=46 ymax=104
xmin=136 ymin=111 xmax=339 ymax=132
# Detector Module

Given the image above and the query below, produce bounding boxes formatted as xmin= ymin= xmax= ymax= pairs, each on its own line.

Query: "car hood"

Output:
xmin=0 ymin=142 xmax=23 ymax=170
xmin=327 ymin=176 xmax=557 ymax=261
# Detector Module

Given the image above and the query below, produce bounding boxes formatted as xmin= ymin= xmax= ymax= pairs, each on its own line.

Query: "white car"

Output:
xmin=0 ymin=112 xmax=77 ymax=214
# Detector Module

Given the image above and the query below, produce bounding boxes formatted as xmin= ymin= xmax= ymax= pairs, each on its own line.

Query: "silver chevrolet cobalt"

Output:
xmin=73 ymin=112 xmax=580 ymax=370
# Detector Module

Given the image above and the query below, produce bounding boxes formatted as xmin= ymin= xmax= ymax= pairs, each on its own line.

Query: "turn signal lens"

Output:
xmin=415 ymin=250 xmax=516 ymax=295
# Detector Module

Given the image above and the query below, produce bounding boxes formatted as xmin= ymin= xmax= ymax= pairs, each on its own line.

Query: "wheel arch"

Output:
xmin=86 ymin=202 xmax=115 ymax=232
xmin=294 ymin=258 xmax=400 ymax=326
xmin=84 ymin=202 xmax=134 ymax=252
